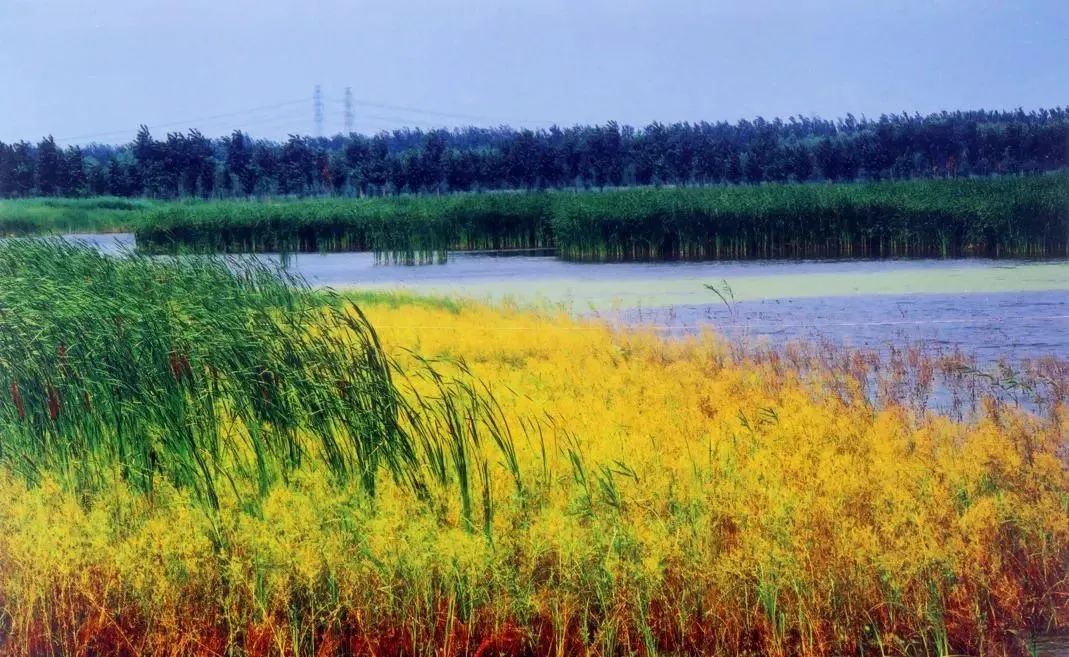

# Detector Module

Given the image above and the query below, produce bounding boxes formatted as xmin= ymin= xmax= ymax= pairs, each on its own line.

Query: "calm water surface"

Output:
xmin=71 ymin=234 xmax=1069 ymax=363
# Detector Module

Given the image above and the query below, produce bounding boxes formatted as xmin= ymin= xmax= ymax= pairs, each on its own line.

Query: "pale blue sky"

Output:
xmin=1 ymin=0 xmax=1066 ymax=144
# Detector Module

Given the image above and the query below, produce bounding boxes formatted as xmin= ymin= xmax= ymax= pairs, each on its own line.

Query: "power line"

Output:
xmin=331 ymin=96 xmax=557 ymax=126
xmin=54 ymin=97 xmax=312 ymax=144
xmin=140 ymin=108 xmax=312 ymax=138
xmin=175 ymin=114 xmax=309 ymax=136
xmin=333 ymin=110 xmax=446 ymax=128
xmin=50 ymin=93 xmax=555 ymax=146
xmin=240 ymin=110 xmax=416 ymax=138
xmin=222 ymin=111 xmax=311 ymax=133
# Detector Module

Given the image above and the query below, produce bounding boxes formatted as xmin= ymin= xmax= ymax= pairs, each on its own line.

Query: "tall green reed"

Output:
xmin=132 ymin=176 xmax=1068 ymax=261
xmin=0 ymin=197 xmax=150 ymax=235
xmin=0 ymin=239 xmax=536 ymax=520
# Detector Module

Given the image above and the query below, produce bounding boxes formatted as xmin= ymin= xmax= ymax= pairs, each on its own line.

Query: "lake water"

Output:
xmin=68 ymin=234 xmax=1069 ymax=363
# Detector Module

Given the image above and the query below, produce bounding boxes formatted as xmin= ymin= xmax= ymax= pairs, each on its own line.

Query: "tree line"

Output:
xmin=0 ymin=107 xmax=1066 ymax=199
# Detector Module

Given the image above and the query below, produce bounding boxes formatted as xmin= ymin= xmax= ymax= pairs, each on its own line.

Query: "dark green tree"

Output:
xmin=36 ymin=136 xmax=63 ymax=196
xmin=9 ymin=142 xmax=36 ymax=197
xmin=59 ymin=146 xmax=87 ymax=196
xmin=224 ymin=130 xmax=252 ymax=195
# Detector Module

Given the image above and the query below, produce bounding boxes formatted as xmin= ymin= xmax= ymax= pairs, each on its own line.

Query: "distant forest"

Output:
xmin=1 ymin=107 xmax=1066 ymax=199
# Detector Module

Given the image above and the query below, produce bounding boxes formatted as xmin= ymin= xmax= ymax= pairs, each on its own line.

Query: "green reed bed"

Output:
xmin=552 ymin=175 xmax=1069 ymax=260
xmin=0 ymin=197 xmax=152 ymax=235
xmin=131 ymin=175 xmax=1068 ymax=261
xmin=0 ymin=239 xmax=529 ymax=521
xmin=136 ymin=193 xmax=555 ymax=263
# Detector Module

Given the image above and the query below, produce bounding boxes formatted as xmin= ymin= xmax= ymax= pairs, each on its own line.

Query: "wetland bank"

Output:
xmin=0 ymin=238 xmax=1065 ymax=656
xmin=0 ymin=107 xmax=1066 ymax=656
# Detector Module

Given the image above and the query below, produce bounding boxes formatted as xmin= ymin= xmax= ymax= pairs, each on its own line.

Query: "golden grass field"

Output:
xmin=0 ymin=294 xmax=1066 ymax=657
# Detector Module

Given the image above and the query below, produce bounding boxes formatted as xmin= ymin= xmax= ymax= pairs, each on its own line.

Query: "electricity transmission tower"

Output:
xmin=344 ymin=87 xmax=354 ymax=134
xmin=313 ymin=85 xmax=324 ymax=137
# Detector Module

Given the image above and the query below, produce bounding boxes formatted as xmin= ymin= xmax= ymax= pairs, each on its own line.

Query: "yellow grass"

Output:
xmin=0 ymin=296 xmax=1065 ymax=656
